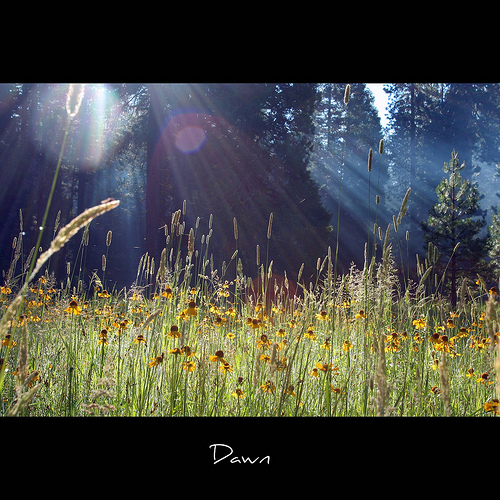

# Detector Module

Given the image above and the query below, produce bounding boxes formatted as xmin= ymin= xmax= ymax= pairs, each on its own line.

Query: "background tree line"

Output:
xmin=1 ymin=83 xmax=500 ymax=299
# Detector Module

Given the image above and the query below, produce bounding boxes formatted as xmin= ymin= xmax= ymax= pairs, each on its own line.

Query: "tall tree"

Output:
xmin=310 ymin=83 xmax=387 ymax=270
xmin=421 ymin=150 xmax=488 ymax=308
xmin=139 ymin=83 xmax=331 ymax=281
xmin=385 ymin=83 xmax=500 ymax=267
xmin=384 ymin=84 xmax=444 ymax=244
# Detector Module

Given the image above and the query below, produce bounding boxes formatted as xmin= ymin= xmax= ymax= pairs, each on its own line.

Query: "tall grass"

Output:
xmin=0 ymin=85 xmax=498 ymax=417
xmin=1 ymin=194 xmax=498 ymax=417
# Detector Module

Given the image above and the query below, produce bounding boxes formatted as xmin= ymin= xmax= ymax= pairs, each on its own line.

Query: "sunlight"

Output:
xmin=78 ymin=84 xmax=122 ymax=168
xmin=30 ymin=84 xmax=122 ymax=169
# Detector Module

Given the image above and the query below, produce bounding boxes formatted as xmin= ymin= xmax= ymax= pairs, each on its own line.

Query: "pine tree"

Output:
xmin=421 ymin=150 xmax=488 ymax=308
xmin=310 ymin=83 xmax=387 ymax=270
xmin=488 ymin=204 xmax=500 ymax=277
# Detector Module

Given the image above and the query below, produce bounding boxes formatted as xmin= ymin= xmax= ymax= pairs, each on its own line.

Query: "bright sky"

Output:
xmin=366 ymin=83 xmax=389 ymax=128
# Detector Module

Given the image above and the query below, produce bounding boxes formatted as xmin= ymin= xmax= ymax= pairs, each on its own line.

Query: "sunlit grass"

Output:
xmin=1 ymin=201 xmax=499 ymax=416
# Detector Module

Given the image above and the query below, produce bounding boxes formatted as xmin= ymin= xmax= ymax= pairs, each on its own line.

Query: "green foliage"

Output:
xmin=421 ymin=150 xmax=490 ymax=306
xmin=488 ymin=204 xmax=500 ymax=276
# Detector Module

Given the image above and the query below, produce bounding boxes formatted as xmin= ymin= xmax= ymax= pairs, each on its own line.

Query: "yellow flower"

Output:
xmin=465 ymin=367 xmax=475 ymax=378
xmin=210 ymin=304 xmax=221 ymax=315
xmin=169 ymin=347 xmax=182 ymax=356
xmin=260 ymin=380 xmax=275 ymax=394
xmin=98 ymin=329 xmax=109 ymax=345
xmin=429 ymin=332 xmax=441 ymax=344
xmin=247 ymin=317 xmax=263 ymax=329
xmin=181 ymin=345 xmax=195 ymax=357
xmin=64 ymin=300 xmax=82 ymax=315
xmin=98 ymin=290 xmax=111 ymax=298
xmin=232 ymin=388 xmax=246 ymax=399
xmin=304 ymin=326 xmax=316 ymax=340
xmin=26 ymin=371 xmax=40 ymax=388
xmin=310 ymin=367 xmax=319 ymax=378
xmin=182 ymin=360 xmax=196 ymax=372
xmin=209 ymin=350 xmax=225 ymax=363
xmin=1 ymin=286 xmax=12 ymax=295
xmin=183 ymin=300 xmax=198 ymax=317
xmin=226 ymin=332 xmax=235 ymax=339
xmin=168 ymin=325 xmax=181 ymax=338
xmin=162 ymin=286 xmax=173 ymax=298
xmin=477 ymin=372 xmax=493 ymax=385
xmin=117 ymin=320 xmax=130 ymax=334
xmin=342 ymin=340 xmax=353 ymax=352
xmin=385 ymin=332 xmax=401 ymax=352
xmin=15 ymin=314 xmax=27 ymax=327
xmin=276 ymin=328 xmax=287 ymax=337
xmin=315 ymin=362 xmax=338 ymax=373
xmin=446 ymin=319 xmax=455 ymax=329
xmin=320 ymin=337 xmax=331 ymax=350
xmin=413 ymin=318 xmax=426 ymax=329
xmin=285 ymin=385 xmax=296 ymax=396
xmin=218 ymin=362 xmax=233 ymax=374
xmin=489 ymin=287 xmax=498 ymax=296
xmin=355 ymin=310 xmax=367 ymax=319
xmin=214 ymin=316 xmax=227 ymax=326
xmin=134 ymin=334 xmax=147 ymax=345
xmin=225 ymin=307 xmax=237 ymax=318
xmin=484 ymin=399 xmax=500 ymax=414
xmin=149 ymin=353 xmax=164 ymax=367
xmin=316 ymin=311 xmax=328 ymax=321
xmin=2 ymin=334 xmax=16 ymax=348
xmin=256 ymin=334 xmax=271 ymax=349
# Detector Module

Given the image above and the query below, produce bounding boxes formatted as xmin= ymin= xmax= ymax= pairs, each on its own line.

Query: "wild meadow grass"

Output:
xmin=1 ymin=200 xmax=499 ymax=417
xmin=1 ymin=84 xmax=499 ymax=417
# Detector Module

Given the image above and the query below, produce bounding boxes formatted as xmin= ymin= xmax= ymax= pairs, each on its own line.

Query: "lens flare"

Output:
xmin=174 ymin=125 xmax=206 ymax=153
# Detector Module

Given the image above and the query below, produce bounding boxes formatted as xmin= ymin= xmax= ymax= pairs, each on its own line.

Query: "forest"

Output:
xmin=2 ymin=83 xmax=500 ymax=297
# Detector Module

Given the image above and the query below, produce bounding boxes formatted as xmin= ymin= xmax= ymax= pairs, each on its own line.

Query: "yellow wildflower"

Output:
xmin=342 ymin=340 xmax=353 ymax=352
xmin=182 ymin=360 xmax=196 ymax=372
xmin=484 ymin=399 xmax=500 ymax=414
xmin=64 ymin=300 xmax=82 ymax=315
xmin=413 ymin=318 xmax=426 ymax=329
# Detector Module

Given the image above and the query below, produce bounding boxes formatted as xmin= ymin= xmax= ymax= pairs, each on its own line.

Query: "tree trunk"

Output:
xmin=409 ymin=84 xmax=416 ymax=239
xmin=145 ymin=85 xmax=166 ymax=260
xmin=450 ymin=156 xmax=457 ymax=309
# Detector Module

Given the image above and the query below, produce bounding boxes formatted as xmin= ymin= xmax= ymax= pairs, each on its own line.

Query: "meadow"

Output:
xmin=1 ymin=195 xmax=499 ymax=417
xmin=1 ymin=84 xmax=499 ymax=417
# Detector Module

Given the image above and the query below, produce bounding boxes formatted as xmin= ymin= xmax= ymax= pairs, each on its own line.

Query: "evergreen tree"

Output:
xmin=137 ymin=83 xmax=331 ymax=281
xmin=384 ymin=84 xmax=445 ymax=249
xmin=488 ymin=204 xmax=500 ymax=277
xmin=421 ymin=150 xmax=488 ymax=308
xmin=385 ymin=83 xmax=500 ymax=268
xmin=310 ymin=83 xmax=387 ymax=270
